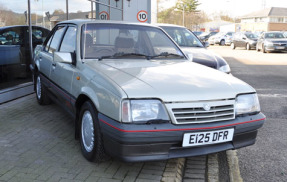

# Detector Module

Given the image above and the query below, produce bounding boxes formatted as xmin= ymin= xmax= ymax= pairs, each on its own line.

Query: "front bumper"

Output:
xmin=265 ymin=45 xmax=287 ymax=52
xmin=99 ymin=113 xmax=265 ymax=162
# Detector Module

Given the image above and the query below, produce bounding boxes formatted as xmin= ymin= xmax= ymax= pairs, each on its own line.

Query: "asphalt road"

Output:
xmin=208 ymin=46 xmax=287 ymax=182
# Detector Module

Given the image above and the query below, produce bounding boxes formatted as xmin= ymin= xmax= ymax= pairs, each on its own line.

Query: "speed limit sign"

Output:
xmin=137 ymin=10 xmax=148 ymax=23
xmin=99 ymin=11 xmax=109 ymax=20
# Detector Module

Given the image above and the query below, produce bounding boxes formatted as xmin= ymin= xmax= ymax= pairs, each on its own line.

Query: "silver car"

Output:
xmin=31 ymin=20 xmax=265 ymax=162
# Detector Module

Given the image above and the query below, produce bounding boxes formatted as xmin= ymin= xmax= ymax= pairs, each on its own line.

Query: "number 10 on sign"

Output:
xmin=137 ymin=10 xmax=148 ymax=23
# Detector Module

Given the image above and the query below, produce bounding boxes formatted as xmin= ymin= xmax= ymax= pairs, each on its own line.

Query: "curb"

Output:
xmin=161 ymin=158 xmax=186 ymax=182
xmin=227 ymin=150 xmax=243 ymax=182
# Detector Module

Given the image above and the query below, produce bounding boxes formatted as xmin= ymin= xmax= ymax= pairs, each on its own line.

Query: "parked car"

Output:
xmin=158 ymin=24 xmax=231 ymax=73
xmin=198 ymin=32 xmax=218 ymax=42
xmin=208 ymin=32 xmax=234 ymax=46
xmin=192 ymin=31 xmax=203 ymax=36
xmin=283 ymin=31 xmax=287 ymax=38
xmin=31 ymin=20 xmax=265 ymax=162
xmin=231 ymin=32 xmax=258 ymax=50
xmin=256 ymin=31 xmax=287 ymax=53
xmin=0 ymin=25 xmax=50 ymax=79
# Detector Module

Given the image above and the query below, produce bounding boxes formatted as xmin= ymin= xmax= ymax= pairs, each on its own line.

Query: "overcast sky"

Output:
xmin=1 ymin=0 xmax=287 ymax=17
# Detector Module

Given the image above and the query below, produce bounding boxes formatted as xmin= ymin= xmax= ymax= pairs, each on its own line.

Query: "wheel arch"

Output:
xmin=74 ymin=92 xmax=99 ymax=140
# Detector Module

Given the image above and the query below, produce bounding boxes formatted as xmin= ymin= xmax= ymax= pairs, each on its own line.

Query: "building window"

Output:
xmin=270 ymin=17 xmax=284 ymax=23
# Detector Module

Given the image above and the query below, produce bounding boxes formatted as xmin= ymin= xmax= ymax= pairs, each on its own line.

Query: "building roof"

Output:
xmin=241 ymin=7 xmax=287 ymax=19
xmin=50 ymin=11 xmax=90 ymax=22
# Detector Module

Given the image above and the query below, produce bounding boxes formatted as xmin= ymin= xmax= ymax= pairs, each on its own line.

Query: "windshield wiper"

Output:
xmin=149 ymin=52 xmax=184 ymax=59
xmin=98 ymin=52 xmax=149 ymax=60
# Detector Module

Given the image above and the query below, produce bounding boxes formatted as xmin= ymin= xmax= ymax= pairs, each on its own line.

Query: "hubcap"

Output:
xmin=81 ymin=111 xmax=95 ymax=152
xmin=36 ymin=76 xmax=42 ymax=100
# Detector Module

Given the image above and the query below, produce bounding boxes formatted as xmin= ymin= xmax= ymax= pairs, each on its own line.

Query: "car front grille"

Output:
xmin=274 ymin=43 xmax=286 ymax=46
xmin=166 ymin=100 xmax=235 ymax=124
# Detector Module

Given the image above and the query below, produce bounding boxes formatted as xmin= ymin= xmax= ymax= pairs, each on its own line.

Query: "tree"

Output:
xmin=175 ymin=0 xmax=200 ymax=13
xmin=157 ymin=0 xmax=207 ymax=30
xmin=53 ymin=9 xmax=65 ymax=15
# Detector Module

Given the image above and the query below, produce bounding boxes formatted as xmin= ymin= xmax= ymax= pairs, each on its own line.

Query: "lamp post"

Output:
xmin=66 ymin=0 xmax=69 ymax=20
xmin=174 ymin=3 xmax=186 ymax=26
xmin=182 ymin=4 xmax=185 ymax=26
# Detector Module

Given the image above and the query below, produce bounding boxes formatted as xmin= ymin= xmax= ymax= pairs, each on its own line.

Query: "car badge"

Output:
xmin=203 ymin=104 xmax=211 ymax=111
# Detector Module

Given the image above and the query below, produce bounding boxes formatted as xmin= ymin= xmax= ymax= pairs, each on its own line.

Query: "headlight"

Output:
xmin=218 ymin=64 xmax=231 ymax=74
xmin=235 ymin=94 xmax=260 ymax=115
xmin=265 ymin=41 xmax=273 ymax=46
xmin=121 ymin=100 xmax=169 ymax=123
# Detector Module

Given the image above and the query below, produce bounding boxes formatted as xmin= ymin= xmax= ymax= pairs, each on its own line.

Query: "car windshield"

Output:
xmin=82 ymin=23 xmax=185 ymax=60
xmin=264 ymin=32 xmax=285 ymax=39
xmin=161 ymin=26 xmax=204 ymax=48
xmin=245 ymin=33 xmax=258 ymax=39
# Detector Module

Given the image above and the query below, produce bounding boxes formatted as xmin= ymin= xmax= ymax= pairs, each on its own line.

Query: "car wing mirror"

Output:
xmin=203 ymin=41 xmax=209 ymax=47
xmin=186 ymin=53 xmax=193 ymax=61
xmin=54 ymin=52 xmax=73 ymax=64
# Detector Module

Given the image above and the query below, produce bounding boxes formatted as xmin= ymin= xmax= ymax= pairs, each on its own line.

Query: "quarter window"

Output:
xmin=45 ymin=26 xmax=66 ymax=54
xmin=60 ymin=27 xmax=77 ymax=52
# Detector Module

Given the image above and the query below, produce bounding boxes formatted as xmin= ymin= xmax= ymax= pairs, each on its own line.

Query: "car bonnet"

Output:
xmin=88 ymin=60 xmax=255 ymax=102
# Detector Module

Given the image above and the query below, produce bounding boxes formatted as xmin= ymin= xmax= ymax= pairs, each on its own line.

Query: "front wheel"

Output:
xmin=220 ymin=40 xmax=225 ymax=46
xmin=79 ymin=101 xmax=107 ymax=162
xmin=246 ymin=43 xmax=251 ymax=50
xmin=231 ymin=43 xmax=235 ymax=49
xmin=262 ymin=44 xmax=267 ymax=53
xmin=35 ymin=74 xmax=51 ymax=105
xmin=256 ymin=44 xmax=260 ymax=52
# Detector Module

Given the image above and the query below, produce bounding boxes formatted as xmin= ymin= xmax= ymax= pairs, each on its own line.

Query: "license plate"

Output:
xmin=276 ymin=46 xmax=285 ymax=49
xmin=182 ymin=128 xmax=234 ymax=147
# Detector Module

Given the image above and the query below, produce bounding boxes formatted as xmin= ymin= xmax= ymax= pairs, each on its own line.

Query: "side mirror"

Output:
xmin=242 ymin=37 xmax=246 ymax=40
xmin=203 ymin=41 xmax=209 ymax=47
xmin=54 ymin=52 xmax=73 ymax=64
xmin=186 ymin=53 xmax=193 ymax=61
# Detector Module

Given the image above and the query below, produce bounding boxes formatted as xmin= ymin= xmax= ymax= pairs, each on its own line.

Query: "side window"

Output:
xmin=0 ymin=30 xmax=21 ymax=45
xmin=44 ymin=26 xmax=66 ymax=54
xmin=60 ymin=26 xmax=77 ymax=52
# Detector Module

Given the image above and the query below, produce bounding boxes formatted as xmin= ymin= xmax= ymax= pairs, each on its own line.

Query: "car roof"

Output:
xmin=58 ymin=19 xmax=160 ymax=29
xmin=154 ymin=23 xmax=185 ymax=28
xmin=0 ymin=25 xmax=48 ymax=31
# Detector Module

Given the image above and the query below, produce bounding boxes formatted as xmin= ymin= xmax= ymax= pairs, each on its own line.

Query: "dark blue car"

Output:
xmin=0 ymin=25 xmax=50 ymax=89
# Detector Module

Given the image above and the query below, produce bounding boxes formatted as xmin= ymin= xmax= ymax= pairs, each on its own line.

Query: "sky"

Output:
xmin=1 ymin=0 xmax=287 ymax=17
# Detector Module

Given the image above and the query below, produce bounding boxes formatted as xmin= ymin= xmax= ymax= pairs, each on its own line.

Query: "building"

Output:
xmin=200 ymin=19 xmax=233 ymax=32
xmin=240 ymin=7 xmax=287 ymax=32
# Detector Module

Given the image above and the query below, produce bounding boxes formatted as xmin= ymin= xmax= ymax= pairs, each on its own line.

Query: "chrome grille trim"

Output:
xmin=165 ymin=100 xmax=235 ymax=124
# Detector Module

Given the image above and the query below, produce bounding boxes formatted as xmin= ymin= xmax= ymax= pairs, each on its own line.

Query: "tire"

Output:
xmin=220 ymin=40 xmax=225 ymax=46
xmin=231 ymin=43 xmax=235 ymax=50
xmin=246 ymin=43 xmax=251 ymax=50
xmin=79 ymin=101 xmax=107 ymax=162
xmin=262 ymin=44 xmax=266 ymax=53
xmin=256 ymin=44 xmax=260 ymax=52
xmin=35 ymin=73 xmax=51 ymax=105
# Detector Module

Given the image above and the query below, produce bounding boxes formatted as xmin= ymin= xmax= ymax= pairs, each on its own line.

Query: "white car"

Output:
xmin=208 ymin=32 xmax=234 ymax=46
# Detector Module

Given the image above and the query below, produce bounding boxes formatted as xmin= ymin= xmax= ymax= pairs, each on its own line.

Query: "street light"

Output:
xmin=174 ymin=2 xmax=186 ymax=26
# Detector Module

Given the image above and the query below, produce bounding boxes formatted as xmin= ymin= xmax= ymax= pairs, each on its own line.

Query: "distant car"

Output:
xmin=158 ymin=24 xmax=231 ymax=73
xmin=198 ymin=32 xmax=218 ymax=42
xmin=256 ymin=31 xmax=287 ymax=53
xmin=193 ymin=31 xmax=203 ymax=36
xmin=0 ymin=25 xmax=50 ymax=78
xmin=231 ymin=32 xmax=258 ymax=50
xmin=208 ymin=32 xmax=234 ymax=46
xmin=283 ymin=31 xmax=287 ymax=38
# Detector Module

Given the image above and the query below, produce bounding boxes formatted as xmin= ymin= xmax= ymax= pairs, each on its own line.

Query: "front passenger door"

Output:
xmin=50 ymin=26 xmax=77 ymax=114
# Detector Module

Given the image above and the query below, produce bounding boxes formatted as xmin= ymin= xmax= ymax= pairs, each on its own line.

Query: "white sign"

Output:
xmin=99 ymin=11 xmax=109 ymax=20
xmin=137 ymin=10 xmax=148 ymax=23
